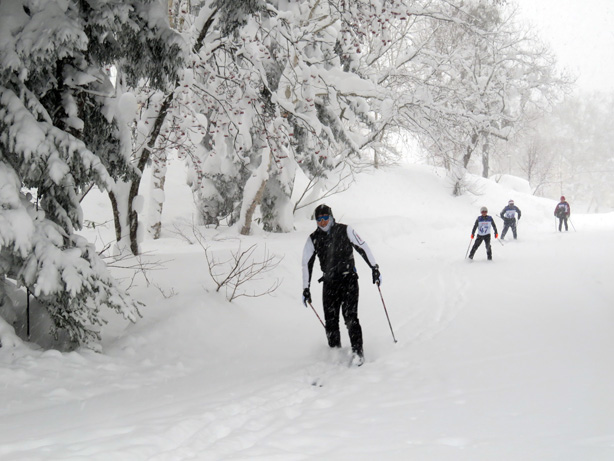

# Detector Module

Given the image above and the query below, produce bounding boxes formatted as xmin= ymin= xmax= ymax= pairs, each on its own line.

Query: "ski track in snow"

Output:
xmin=407 ymin=263 xmax=468 ymax=344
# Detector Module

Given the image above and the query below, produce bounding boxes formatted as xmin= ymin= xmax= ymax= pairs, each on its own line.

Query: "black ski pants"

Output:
xmin=322 ymin=275 xmax=363 ymax=355
xmin=501 ymin=219 xmax=517 ymax=239
xmin=469 ymin=234 xmax=492 ymax=259
xmin=558 ymin=216 xmax=568 ymax=231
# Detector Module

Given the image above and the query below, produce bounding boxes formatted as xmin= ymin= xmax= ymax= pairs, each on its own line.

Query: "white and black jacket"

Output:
xmin=302 ymin=221 xmax=377 ymax=289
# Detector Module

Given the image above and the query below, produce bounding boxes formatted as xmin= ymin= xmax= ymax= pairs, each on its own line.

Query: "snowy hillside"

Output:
xmin=1 ymin=162 xmax=613 ymax=460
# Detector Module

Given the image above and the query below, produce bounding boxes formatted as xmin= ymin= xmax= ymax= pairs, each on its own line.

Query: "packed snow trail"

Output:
xmin=2 ymin=225 xmax=613 ymax=460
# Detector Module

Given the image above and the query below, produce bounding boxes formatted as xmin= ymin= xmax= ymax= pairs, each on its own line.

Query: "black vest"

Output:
xmin=310 ymin=223 xmax=357 ymax=281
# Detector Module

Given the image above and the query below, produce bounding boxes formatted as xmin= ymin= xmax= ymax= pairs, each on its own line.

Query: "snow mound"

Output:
xmin=491 ymin=173 xmax=532 ymax=195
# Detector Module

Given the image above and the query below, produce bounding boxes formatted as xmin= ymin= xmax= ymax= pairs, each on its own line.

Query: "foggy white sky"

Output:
xmin=515 ymin=0 xmax=614 ymax=93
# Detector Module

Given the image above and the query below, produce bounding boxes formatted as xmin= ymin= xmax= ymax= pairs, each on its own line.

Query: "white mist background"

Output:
xmin=516 ymin=0 xmax=614 ymax=93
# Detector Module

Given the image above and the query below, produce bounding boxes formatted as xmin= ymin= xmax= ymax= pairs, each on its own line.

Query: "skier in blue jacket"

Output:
xmin=469 ymin=206 xmax=498 ymax=260
xmin=301 ymin=204 xmax=381 ymax=366
xmin=500 ymin=199 xmax=522 ymax=240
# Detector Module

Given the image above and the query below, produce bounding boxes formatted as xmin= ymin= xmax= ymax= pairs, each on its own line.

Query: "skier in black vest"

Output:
xmin=301 ymin=204 xmax=381 ymax=366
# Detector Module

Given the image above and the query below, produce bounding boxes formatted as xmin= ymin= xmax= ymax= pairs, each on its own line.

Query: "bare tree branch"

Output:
xmin=192 ymin=227 xmax=283 ymax=301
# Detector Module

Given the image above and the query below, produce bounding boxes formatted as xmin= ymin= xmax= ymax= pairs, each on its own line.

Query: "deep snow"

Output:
xmin=1 ymin=161 xmax=613 ymax=460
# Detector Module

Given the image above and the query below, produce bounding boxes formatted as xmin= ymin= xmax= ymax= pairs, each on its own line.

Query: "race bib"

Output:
xmin=504 ymin=210 xmax=516 ymax=219
xmin=478 ymin=221 xmax=492 ymax=235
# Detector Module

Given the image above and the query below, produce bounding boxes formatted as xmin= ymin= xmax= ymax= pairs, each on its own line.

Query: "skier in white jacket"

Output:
xmin=301 ymin=204 xmax=381 ymax=365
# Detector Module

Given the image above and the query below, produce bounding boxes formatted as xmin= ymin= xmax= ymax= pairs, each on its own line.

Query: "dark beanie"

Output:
xmin=314 ymin=204 xmax=332 ymax=217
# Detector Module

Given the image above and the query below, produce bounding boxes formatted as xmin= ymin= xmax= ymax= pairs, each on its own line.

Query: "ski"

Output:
xmin=349 ymin=353 xmax=365 ymax=367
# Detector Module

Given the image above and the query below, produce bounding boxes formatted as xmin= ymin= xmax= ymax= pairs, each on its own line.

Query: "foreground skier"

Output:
xmin=302 ymin=204 xmax=381 ymax=366
xmin=469 ymin=206 xmax=499 ymax=260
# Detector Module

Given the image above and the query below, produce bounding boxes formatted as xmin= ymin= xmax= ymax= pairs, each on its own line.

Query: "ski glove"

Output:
xmin=495 ymin=233 xmax=498 ymax=239
xmin=471 ymin=234 xmax=474 ymax=239
xmin=372 ymin=264 xmax=382 ymax=285
xmin=302 ymin=288 xmax=312 ymax=307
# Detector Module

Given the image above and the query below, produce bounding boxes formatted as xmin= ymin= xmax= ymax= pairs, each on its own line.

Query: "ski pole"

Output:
xmin=568 ymin=217 xmax=576 ymax=232
xmin=496 ymin=236 xmax=504 ymax=246
xmin=465 ymin=238 xmax=473 ymax=259
xmin=307 ymin=301 xmax=326 ymax=329
xmin=377 ymin=283 xmax=397 ymax=343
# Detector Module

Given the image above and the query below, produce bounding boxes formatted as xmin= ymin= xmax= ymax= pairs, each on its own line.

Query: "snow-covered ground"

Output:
xmin=1 ymin=162 xmax=613 ymax=460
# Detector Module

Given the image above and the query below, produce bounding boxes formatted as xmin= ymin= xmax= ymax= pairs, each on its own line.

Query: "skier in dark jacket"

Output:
xmin=554 ymin=196 xmax=570 ymax=231
xmin=500 ymin=199 xmax=522 ymax=240
xmin=301 ymin=204 xmax=381 ymax=366
xmin=468 ymin=206 xmax=498 ymax=260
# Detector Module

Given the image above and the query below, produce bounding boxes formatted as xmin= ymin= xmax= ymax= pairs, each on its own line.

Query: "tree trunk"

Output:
xmin=240 ymin=179 xmax=267 ymax=236
xmin=463 ymin=132 xmax=479 ymax=168
xmin=106 ymin=8 xmax=219 ymax=254
xmin=108 ymin=181 xmax=132 ymax=254
xmin=239 ymin=148 xmax=272 ymax=236
xmin=146 ymin=0 xmax=187 ymax=241
xmin=482 ymin=138 xmax=490 ymax=178
xmin=108 ymin=91 xmax=174 ymax=255
xmin=108 ymin=191 xmax=122 ymax=244
xmin=128 ymin=176 xmax=141 ymax=255
xmin=148 ymin=150 xmax=168 ymax=239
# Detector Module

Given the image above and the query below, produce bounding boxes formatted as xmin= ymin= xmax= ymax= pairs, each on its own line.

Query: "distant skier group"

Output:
xmin=468 ymin=195 xmax=571 ymax=261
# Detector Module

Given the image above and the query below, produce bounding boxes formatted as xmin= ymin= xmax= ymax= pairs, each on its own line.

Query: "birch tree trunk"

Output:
xmin=108 ymin=182 xmax=133 ymax=254
xmin=148 ymin=150 xmax=168 ymax=240
xmin=147 ymin=0 xmax=191 ymax=240
xmin=132 ymin=2 xmax=217 ymax=248
xmin=109 ymin=91 xmax=174 ymax=255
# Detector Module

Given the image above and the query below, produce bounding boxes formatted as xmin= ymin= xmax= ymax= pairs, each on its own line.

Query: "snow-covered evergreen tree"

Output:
xmin=0 ymin=0 xmax=182 ymax=346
